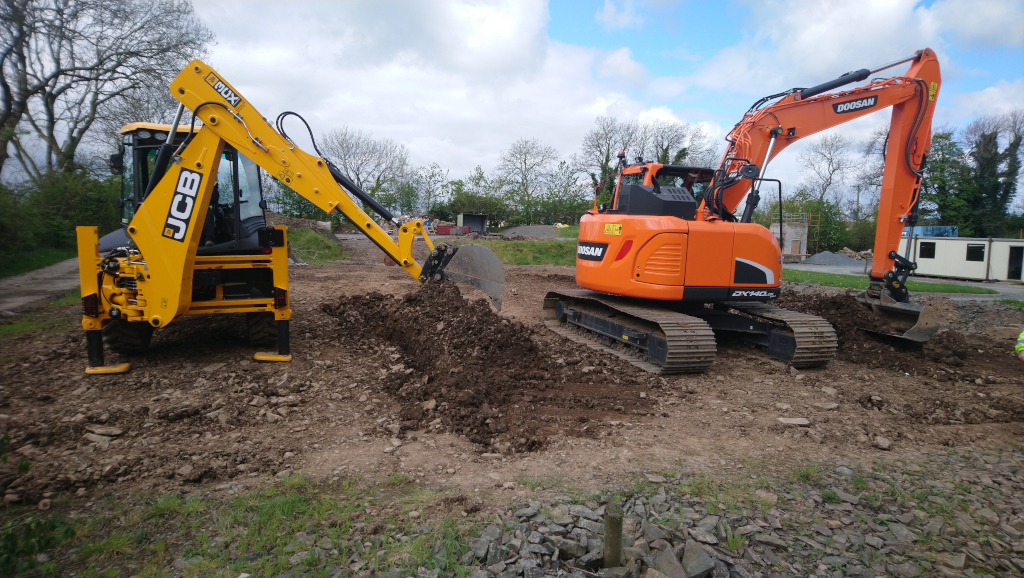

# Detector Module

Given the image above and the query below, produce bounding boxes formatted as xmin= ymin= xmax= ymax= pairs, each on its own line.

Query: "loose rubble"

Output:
xmin=460 ymin=447 xmax=1024 ymax=578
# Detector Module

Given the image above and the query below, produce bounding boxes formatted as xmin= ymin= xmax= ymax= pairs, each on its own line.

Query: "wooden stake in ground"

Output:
xmin=604 ymin=502 xmax=623 ymax=567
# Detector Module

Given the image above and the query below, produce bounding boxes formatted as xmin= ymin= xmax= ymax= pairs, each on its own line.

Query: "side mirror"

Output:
xmin=116 ymin=198 xmax=124 ymax=208
xmin=258 ymin=199 xmax=268 ymax=210
xmin=109 ymin=152 xmax=124 ymax=175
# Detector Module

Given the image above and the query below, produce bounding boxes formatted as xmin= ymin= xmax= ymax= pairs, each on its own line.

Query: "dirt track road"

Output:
xmin=0 ymin=257 xmax=79 ymax=314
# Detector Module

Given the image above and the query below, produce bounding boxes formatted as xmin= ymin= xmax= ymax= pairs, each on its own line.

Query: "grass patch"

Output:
xmin=782 ymin=269 xmax=998 ymax=294
xmin=0 ymin=289 xmax=81 ymax=338
xmin=288 ymin=228 xmax=348 ymax=264
xmin=556 ymin=225 xmax=579 ymax=239
xmin=792 ymin=464 xmax=826 ymax=487
xmin=0 ymin=247 xmax=78 ymax=278
xmin=455 ymin=239 xmax=577 ymax=266
xmin=998 ymin=298 xmax=1024 ymax=308
xmin=15 ymin=475 xmax=476 ymax=578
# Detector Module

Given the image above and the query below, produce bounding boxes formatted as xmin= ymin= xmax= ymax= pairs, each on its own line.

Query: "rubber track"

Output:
xmin=722 ymin=301 xmax=837 ymax=368
xmin=544 ymin=290 xmax=716 ymax=374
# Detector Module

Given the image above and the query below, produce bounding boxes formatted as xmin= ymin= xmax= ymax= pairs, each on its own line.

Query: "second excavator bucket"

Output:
xmin=433 ymin=244 xmax=506 ymax=310
xmin=854 ymin=292 xmax=940 ymax=343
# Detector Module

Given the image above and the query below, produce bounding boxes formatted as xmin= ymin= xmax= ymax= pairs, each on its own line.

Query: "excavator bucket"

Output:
xmin=440 ymin=244 xmax=506 ymax=310
xmin=854 ymin=293 xmax=940 ymax=343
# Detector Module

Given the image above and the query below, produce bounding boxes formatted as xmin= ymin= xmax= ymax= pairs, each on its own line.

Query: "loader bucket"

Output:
xmin=854 ymin=293 xmax=939 ymax=343
xmin=440 ymin=244 xmax=506 ymax=311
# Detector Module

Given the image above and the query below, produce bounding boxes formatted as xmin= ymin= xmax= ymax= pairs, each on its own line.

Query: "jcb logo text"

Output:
xmin=162 ymin=169 xmax=204 ymax=242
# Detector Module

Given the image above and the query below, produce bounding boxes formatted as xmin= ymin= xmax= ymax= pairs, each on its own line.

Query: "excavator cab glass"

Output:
xmin=102 ymin=123 xmax=268 ymax=256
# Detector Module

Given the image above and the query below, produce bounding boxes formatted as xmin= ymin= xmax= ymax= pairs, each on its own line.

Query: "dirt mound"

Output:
xmin=775 ymin=292 xmax=1015 ymax=378
xmin=322 ymin=282 xmax=652 ymax=452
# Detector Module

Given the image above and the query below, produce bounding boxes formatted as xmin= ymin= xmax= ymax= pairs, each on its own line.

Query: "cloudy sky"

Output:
xmin=194 ymin=0 xmax=1022 ymax=184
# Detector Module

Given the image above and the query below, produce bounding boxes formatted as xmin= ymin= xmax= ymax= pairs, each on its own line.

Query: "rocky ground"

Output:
xmin=1 ymin=239 xmax=1022 ymax=577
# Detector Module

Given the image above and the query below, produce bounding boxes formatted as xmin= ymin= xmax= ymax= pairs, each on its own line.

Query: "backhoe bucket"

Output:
xmin=854 ymin=293 xmax=939 ymax=343
xmin=441 ymin=244 xmax=506 ymax=311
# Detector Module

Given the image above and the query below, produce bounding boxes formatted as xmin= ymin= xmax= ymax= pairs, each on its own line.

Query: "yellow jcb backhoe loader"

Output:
xmin=77 ymin=60 xmax=505 ymax=374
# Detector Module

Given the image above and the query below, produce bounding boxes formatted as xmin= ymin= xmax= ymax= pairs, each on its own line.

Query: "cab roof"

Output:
xmin=119 ymin=122 xmax=198 ymax=135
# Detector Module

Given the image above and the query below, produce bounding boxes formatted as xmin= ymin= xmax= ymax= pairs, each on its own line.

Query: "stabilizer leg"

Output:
xmin=84 ymin=329 xmax=130 ymax=375
xmin=254 ymin=319 xmax=292 ymax=362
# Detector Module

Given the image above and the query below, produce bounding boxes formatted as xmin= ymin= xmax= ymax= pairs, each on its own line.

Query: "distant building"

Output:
xmin=899 ymin=236 xmax=1024 ymax=281
xmin=457 ymin=213 xmax=488 ymax=233
xmin=902 ymin=225 xmax=957 ymax=238
xmin=770 ymin=213 xmax=809 ymax=263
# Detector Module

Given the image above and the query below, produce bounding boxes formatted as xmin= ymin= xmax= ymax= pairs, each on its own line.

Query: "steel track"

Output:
xmin=544 ymin=290 xmax=716 ymax=374
xmin=721 ymin=301 xmax=837 ymax=368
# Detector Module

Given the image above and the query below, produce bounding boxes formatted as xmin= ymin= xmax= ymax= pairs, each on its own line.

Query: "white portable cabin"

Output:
xmin=898 ymin=236 xmax=1024 ymax=281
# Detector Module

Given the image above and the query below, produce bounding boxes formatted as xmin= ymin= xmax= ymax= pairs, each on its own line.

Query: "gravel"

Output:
xmin=803 ymin=251 xmax=863 ymax=267
xmin=459 ymin=447 xmax=1024 ymax=578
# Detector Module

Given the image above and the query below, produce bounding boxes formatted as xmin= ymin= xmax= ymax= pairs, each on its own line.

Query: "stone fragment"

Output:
xmin=864 ymin=535 xmax=884 ymax=549
xmin=872 ymin=436 xmax=892 ymax=450
xmin=569 ymin=504 xmax=598 ymax=521
xmin=85 ymin=424 xmax=123 ymax=436
xmin=515 ymin=506 xmax=539 ymax=519
xmin=643 ymin=520 xmax=668 ymax=541
xmin=813 ymin=403 xmax=839 ymax=411
xmin=680 ymin=540 xmax=715 ymax=578
xmin=776 ymin=417 xmax=810 ymax=426
xmin=753 ymin=533 xmax=787 ymax=549
xmin=645 ymin=474 xmax=667 ymax=483
xmin=888 ymin=562 xmax=921 ymax=577
xmin=822 ymin=386 xmax=838 ymax=396
xmin=688 ymin=527 xmax=718 ymax=545
xmin=936 ymin=552 xmax=966 ymax=570
xmin=975 ymin=508 xmax=999 ymax=525
xmin=888 ymin=523 xmax=917 ymax=543
xmin=754 ymin=490 xmax=778 ymax=505
xmin=653 ymin=549 xmax=686 ymax=578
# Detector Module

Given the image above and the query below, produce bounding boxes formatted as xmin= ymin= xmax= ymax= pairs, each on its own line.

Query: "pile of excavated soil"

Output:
xmin=322 ymin=282 xmax=655 ymax=452
xmin=776 ymin=292 xmax=1010 ymax=378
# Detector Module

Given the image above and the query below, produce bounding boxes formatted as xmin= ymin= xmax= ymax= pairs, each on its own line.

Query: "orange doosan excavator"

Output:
xmin=545 ymin=49 xmax=941 ymax=373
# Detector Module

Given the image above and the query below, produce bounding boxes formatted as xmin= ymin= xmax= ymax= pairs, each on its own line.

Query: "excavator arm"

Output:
xmin=703 ymin=49 xmax=940 ymax=300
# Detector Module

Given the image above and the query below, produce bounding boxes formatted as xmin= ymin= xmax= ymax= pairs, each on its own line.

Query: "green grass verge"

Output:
xmin=0 ymin=289 xmax=80 ymax=338
xmin=288 ymin=228 xmax=348 ymax=264
xmin=456 ymin=239 xmax=576 ymax=266
xmin=4 ymin=475 xmax=476 ymax=578
xmin=998 ymin=298 xmax=1024 ymax=308
xmin=0 ymin=248 xmax=78 ymax=278
xmin=782 ymin=269 xmax=998 ymax=294
xmin=555 ymin=225 xmax=579 ymax=239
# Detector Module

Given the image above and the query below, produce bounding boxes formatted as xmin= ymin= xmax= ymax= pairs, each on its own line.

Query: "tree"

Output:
xmin=574 ymin=116 xmax=718 ymax=207
xmin=540 ymin=161 xmax=590 ymax=224
xmin=921 ymin=109 xmax=1023 ymax=237
xmin=573 ymin=116 xmax=634 ymax=205
xmin=4 ymin=0 xmax=214 ymax=179
xmin=498 ymin=137 xmax=558 ymax=225
xmin=798 ymin=133 xmax=854 ymax=205
xmin=321 ymin=125 xmax=409 ymax=195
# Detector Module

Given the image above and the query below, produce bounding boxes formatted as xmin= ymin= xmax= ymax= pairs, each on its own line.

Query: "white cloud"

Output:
xmin=930 ymin=0 xmax=1024 ymax=48
xmin=947 ymin=79 xmax=1024 ymax=121
xmin=190 ymin=1 xmax=648 ymax=178
xmin=595 ymin=0 xmax=644 ymax=31
xmin=597 ymin=47 xmax=649 ymax=87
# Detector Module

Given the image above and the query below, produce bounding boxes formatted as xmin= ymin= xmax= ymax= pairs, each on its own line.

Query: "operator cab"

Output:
xmin=611 ymin=164 xmax=714 ymax=221
xmin=100 ymin=123 xmax=269 ymax=255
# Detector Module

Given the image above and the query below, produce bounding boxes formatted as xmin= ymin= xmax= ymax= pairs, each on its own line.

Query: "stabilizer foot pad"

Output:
xmin=85 ymin=363 xmax=131 ymax=375
xmin=254 ymin=352 xmax=292 ymax=362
